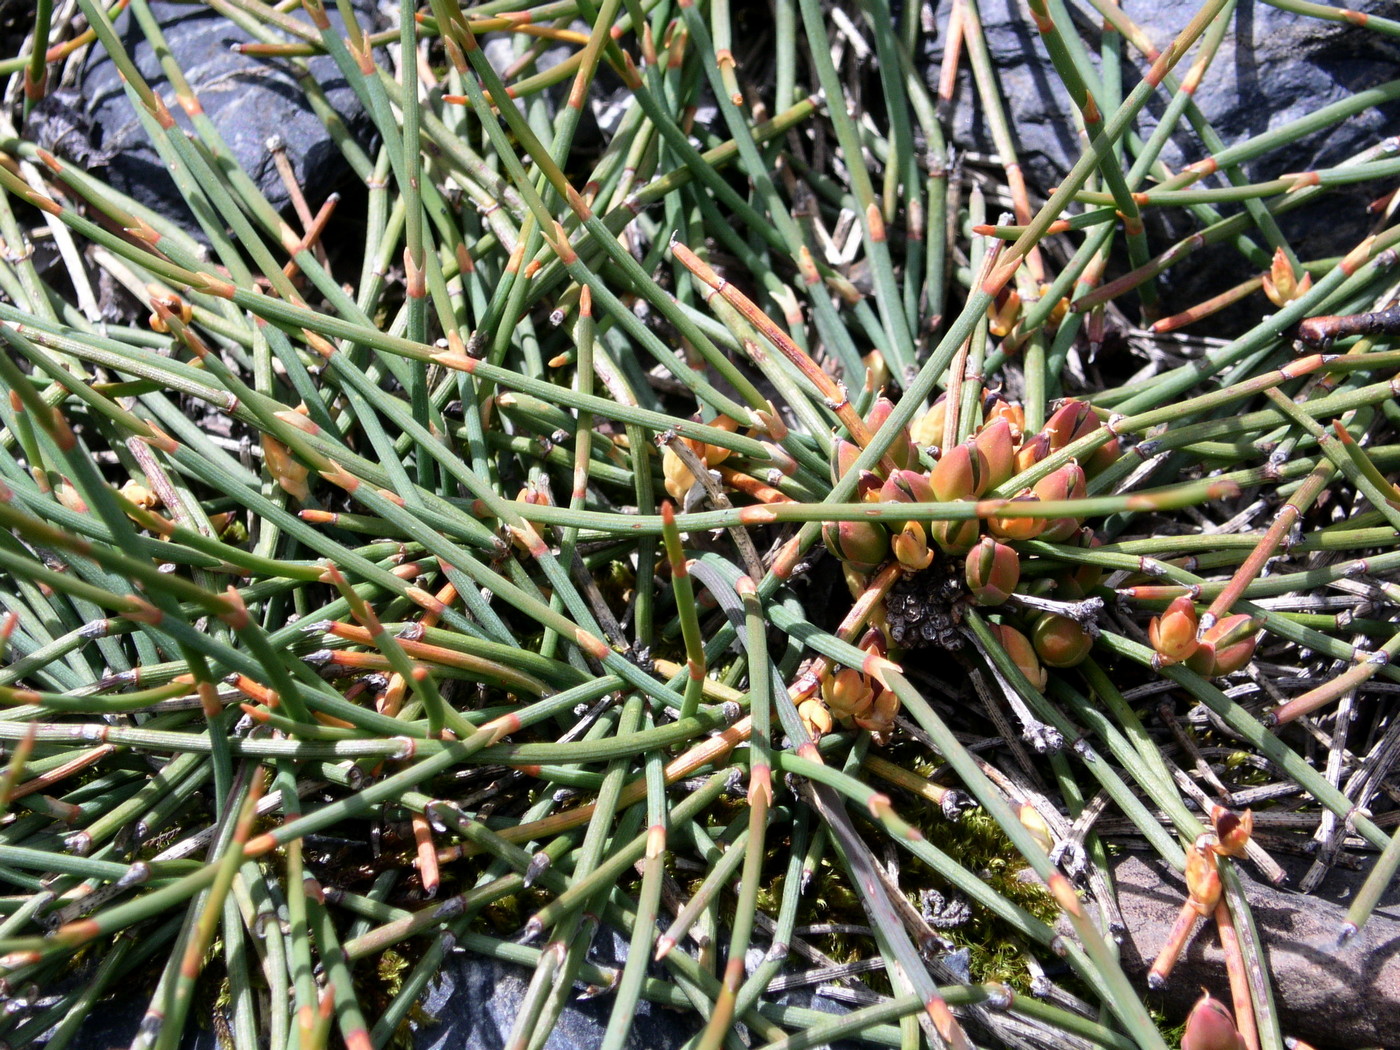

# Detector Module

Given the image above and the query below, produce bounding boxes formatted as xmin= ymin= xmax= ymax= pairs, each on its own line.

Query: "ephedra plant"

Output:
xmin=0 ymin=0 xmax=1397 ymax=1048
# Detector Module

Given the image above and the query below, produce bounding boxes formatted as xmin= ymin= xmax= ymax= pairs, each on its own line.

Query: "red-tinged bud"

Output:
xmin=989 ymin=623 xmax=1047 ymax=690
xmin=865 ymin=397 xmax=917 ymax=470
xmin=880 ymin=468 xmax=936 ymax=506
xmin=1032 ymin=463 xmax=1086 ymax=542
xmin=987 ymin=492 xmax=1045 ymax=542
xmin=1031 ymin=613 xmax=1093 ymax=668
xmin=822 ymin=520 xmax=891 ymax=574
xmin=1032 ymin=462 xmax=1087 ymax=502
xmin=1186 ymin=614 xmax=1259 ymax=678
xmin=892 ymin=521 xmax=935 ymax=571
xmin=1085 ymin=432 xmax=1121 ymax=478
xmin=1185 ymin=837 xmax=1222 ymax=916
xmin=973 ymin=417 xmax=1017 ymax=490
xmin=1148 ymin=596 xmax=1199 ymax=665
xmin=822 ymin=667 xmax=874 ymax=721
xmin=832 ymin=439 xmax=863 ymax=484
xmin=929 ymin=513 xmax=979 ymax=555
xmin=965 ymin=537 xmax=1020 ymax=605
xmin=930 ymin=442 xmax=990 ymax=501
xmin=1043 ymin=399 xmax=1098 ymax=451
xmin=1181 ymin=991 xmax=1245 ymax=1050
xmin=1210 ymin=805 xmax=1254 ymax=859
xmin=1068 ymin=532 xmax=1104 ymax=592
xmin=856 ymin=469 xmax=884 ymax=502
xmin=910 ymin=395 xmax=948 ymax=448
xmin=1015 ymin=431 xmax=1051 ymax=473
xmin=858 ymin=628 xmax=887 ymax=658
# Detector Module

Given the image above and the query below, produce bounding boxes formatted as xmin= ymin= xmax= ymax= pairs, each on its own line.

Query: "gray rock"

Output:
xmin=922 ymin=0 xmax=1400 ymax=322
xmin=74 ymin=0 xmax=381 ymax=233
xmin=1111 ymin=851 xmax=1400 ymax=1048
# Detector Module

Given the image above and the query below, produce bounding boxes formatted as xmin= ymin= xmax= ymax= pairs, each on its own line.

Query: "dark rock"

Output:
xmin=414 ymin=930 xmax=700 ymax=1050
xmin=75 ymin=0 xmax=381 ymax=233
xmin=413 ymin=928 xmax=874 ymax=1050
xmin=1111 ymin=851 xmax=1400 ymax=1049
xmin=921 ymin=0 xmax=1400 ymax=323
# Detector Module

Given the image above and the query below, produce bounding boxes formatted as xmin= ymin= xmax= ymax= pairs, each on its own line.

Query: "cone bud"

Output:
xmin=1085 ymin=432 xmax=1121 ymax=478
xmin=856 ymin=469 xmax=884 ymax=501
xmin=1014 ymin=431 xmax=1051 ymax=473
xmin=929 ymin=514 xmax=979 ymax=555
xmin=831 ymin=439 xmax=863 ymax=484
xmin=990 ymin=623 xmax=1047 ymax=690
xmin=822 ymin=667 xmax=874 ymax=721
xmin=973 ymin=417 xmax=1017 ymax=490
xmin=1067 ymin=531 xmax=1104 ymax=592
xmin=1181 ymin=992 xmax=1245 ymax=1050
xmin=910 ymin=395 xmax=948 ymax=448
xmin=822 ymin=520 xmax=890 ymax=574
xmin=1185 ymin=614 xmax=1259 ymax=677
xmin=984 ymin=398 xmax=1024 ymax=440
xmin=988 ymin=288 xmax=1022 ymax=338
xmin=662 ymin=446 xmax=697 ymax=502
xmin=1185 ymin=837 xmax=1222 ymax=916
xmin=965 ymin=537 xmax=1020 ymax=605
xmin=1018 ymin=803 xmax=1055 ymax=854
xmin=880 ymin=468 xmax=935 ymax=506
xmin=892 ymin=521 xmax=935 ymax=572
xmin=865 ymin=397 xmax=917 ymax=470
xmin=1261 ymin=246 xmax=1312 ymax=308
xmin=261 ymin=435 xmax=310 ymax=502
xmin=1148 ymin=596 xmax=1199 ymax=665
xmin=1210 ymin=805 xmax=1253 ymax=859
xmin=683 ymin=415 xmax=736 ymax=467
xmin=854 ymin=686 xmax=899 ymax=736
xmin=987 ymin=492 xmax=1045 ymax=542
xmin=1037 ymin=283 xmax=1070 ymax=330
xmin=1043 ymin=399 xmax=1098 ymax=451
xmin=1032 ymin=462 xmax=1087 ymax=542
xmin=930 ymin=442 xmax=990 ymax=501
xmin=1031 ymin=613 xmax=1093 ymax=668
xmin=853 ymin=344 xmax=884 ymax=385
xmin=798 ymin=698 xmax=833 ymax=738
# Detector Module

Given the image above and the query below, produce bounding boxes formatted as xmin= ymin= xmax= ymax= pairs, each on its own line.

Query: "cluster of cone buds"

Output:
xmin=837 ymin=396 xmax=1118 ymax=675
xmin=813 ymin=665 xmax=899 ymax=738
xmin=824 ymin=395 xmax=1118 ymax=573
xmin=803 ymin=632 xmax=899 ymax=741
xmin=1148 ymin=596 xmax=1261 ymax=678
